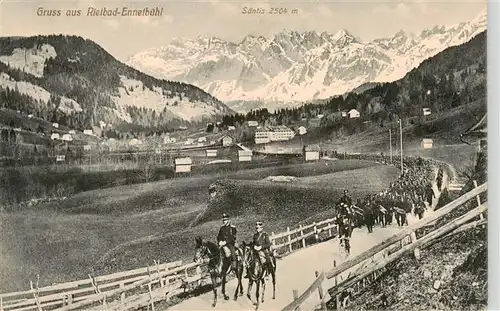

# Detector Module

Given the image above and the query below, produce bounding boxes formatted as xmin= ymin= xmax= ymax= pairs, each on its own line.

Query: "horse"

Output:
xmin=241 ymin=241 xmax=276 ymax=309
xmin=193 ymin=236 xmax=244 ymax=307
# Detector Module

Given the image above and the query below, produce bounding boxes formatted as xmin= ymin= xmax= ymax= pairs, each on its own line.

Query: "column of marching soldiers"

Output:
xmin=213 ymin=156 xmax=443 ymax=281
xmin=351 ymin=157 xmax=443 ymax=233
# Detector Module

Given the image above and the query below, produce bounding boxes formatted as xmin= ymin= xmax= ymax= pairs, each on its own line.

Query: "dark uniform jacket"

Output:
xmin=252 ymin=232 xmax=271 ymax=251
xmin=337 ymin=194 xmax=352 ymax=207
xmin=217 ymin=224 xmax=237 ymax=246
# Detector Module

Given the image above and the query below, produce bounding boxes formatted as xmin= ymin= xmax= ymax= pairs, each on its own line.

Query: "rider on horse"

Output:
xmin=245 ymin=221 xmax=274 ymax=278
xmin=338 ymin=189 xmax=352 ymax=208
xmin=217 ymin=213 xmax=238 ymax=269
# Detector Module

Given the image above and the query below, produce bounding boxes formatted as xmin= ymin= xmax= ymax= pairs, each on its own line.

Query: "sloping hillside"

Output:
xmin=0 ymin=35 xmax=234 ymax=132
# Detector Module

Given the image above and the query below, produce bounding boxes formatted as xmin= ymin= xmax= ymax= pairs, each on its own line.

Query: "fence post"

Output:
xmin=120 ymin=282 xmax=126 ymax=303
xmin=473 ymin=180 xmax=484 ymax=220
xmin=328 ymin=220 xmax=333 ymax=238
xmin=333 ymin=261 xmax=340 ymax=310
xmin=299 ymin=224 xmax=306 ymax=248
xmin=271 ymin=232 xmax=277 ymax=256
xmin=147 ymin=266 xmax=155 ymax=311
xmin=154 ymin=260 xmax=164 ymax=287
xmin=410 ymin=231 xmax=420 ymax=261
xmin=315 ymin=271 xmax=327 ymax=311
xmin=292 ymin=289 xmax=300 ymax=311
xmin=287 ymin=227 xmax=292 ymax=253
xmin=313 ymin=222 xmax=318 ymax=242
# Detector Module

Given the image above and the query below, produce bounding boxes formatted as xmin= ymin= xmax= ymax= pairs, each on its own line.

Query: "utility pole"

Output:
xmin=389 ymin=128 xmax=393 ymax=164
xmin=399 ymin=119 xmax=403 ymax=175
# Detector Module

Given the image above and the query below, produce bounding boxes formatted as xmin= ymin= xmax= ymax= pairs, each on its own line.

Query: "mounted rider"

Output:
xmin=253 ymin=221 xmax=274 ymax=267
xmin=337 ymin=189 xmax=352 ymax=215
xmin=245 ymin=221 xmax=274 ymax=278
xmin=217 ymin=213 xmax=238 ymax=269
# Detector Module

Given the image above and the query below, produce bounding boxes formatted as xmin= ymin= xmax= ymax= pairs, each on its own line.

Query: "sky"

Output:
xmin=0 ymin=0 xmax=487 ymax=62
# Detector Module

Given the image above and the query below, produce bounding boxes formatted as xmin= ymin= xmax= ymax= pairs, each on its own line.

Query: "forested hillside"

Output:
xmin=0 ymin=35 xmax=233 ymax=132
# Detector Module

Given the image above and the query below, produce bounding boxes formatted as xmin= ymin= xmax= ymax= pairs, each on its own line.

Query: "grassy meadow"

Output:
xmin=0 ymin=160 xmax=399 ymax=292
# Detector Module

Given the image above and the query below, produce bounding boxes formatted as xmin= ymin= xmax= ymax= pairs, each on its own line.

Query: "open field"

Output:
xmin=0 ymin=160 xmax=398 ymax=293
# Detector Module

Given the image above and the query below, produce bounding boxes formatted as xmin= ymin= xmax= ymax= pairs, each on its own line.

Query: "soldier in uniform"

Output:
xmin=252 ymin=221 xmax=274 ymax=269
xmin=217 ymin=213 xmax=238 ymax=269
xmin=337 ymin=189 xmax=352 ymax=207
xmin=363 ymin=198 xmax=375 ymax=233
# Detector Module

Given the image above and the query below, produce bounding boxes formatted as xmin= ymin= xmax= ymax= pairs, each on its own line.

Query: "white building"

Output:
xmin=83 ymin=129 xmax=93 ymax=136
xmin=423 ymin=108 xmax=432 ymax=116
xmin=269 ymin=125 xmax=295 ymax=141
xmin=61 ymin=134 xmax=73 ymax=142
xmin=163 ymin=136 xmax=177 ymax=144
xmin=316 ymin=114 xmax=324 ymax=119
xmin=248 ymin=121 xmax=259 ymax=127
xmin=348 ymin=109 xmax=360 ymax=118
xmin=254 ymin=125 xmax=295 ymax=144
xmin=206 ymin=149 xmax=218 ymax=157
xmin=238 ymin=150 xmax=252 ymax=162
xmin=69 ymin=130 xmax=76 ymax=134
xmin=297 ymin=126 xmax=307 ymax=136
xmin=83 ymin=145 xmax=91 ymax=151
xmin=129 ymin=138 xmax=143 ymax=146
xmin=184 ymin=138 xmax=194 ymax=145
xmin=175 ymin=157 xmax=192 ymax=173
xmin=421 ymin=138 xmax=433 ymax=149
xmin=228 ymin=126 xmax=236 ymax=131
xmin=198 ymin=137 xmax=207 ymax=143
xmin=304 ymin=145 xmax=320 ymax=161
xmin=50 ymin=133 xmax=60 ymax=140
xmin=220 ymin=135 xmax=234 ymax=147
xmin=52 ymin=123 xmax=59 ymax=128
xmin=254 ymin=129 xmax=271 ymax=144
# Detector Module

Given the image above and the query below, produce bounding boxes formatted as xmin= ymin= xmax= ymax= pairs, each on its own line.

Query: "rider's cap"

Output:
xmin=222 ymin=213 xmax=229 ymax=220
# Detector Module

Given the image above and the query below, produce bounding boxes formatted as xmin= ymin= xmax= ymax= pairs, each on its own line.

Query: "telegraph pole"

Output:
xmin=399 ymin=119 xmax=403 ymax=175
xmin=389 ymin=128 xmax=393 ymax=164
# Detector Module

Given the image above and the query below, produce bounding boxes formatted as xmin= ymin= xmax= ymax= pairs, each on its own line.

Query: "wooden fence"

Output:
xmin=282 ymin=181 xmax=488 ymax=311
xmin=0 ymin=214 xmax=338 ymax=311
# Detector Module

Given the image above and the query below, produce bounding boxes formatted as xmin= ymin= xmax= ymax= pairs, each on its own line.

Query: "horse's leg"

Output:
xmin=234 ymin=262 xmax=243 ymax=300
xmin=211 ymin=274 xmax=218 ymax=308
xmin=222 ymin=269 xmax=229 ymax=300
xmin=272 ymin=266 xmax=276 ymax=300
xmin=247 ymin=279 xmax=253 ymax=302
xmin=255 ymin=278 xmax=260 ymax=308
xmin=239 ymin=262 xmax=244 ymax=296
xmin=261 ymin=277 xmax=266 ymax=303
xmin=233 ymin=264 xmax=239 ymax=301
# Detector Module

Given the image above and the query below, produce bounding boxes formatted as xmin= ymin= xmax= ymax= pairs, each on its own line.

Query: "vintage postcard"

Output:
xmin=0 ymin=0 xmax=489 ymax=310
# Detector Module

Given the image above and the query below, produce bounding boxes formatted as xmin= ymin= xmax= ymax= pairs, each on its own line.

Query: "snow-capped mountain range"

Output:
xmin=127 ymin=9 xmax=487 ymax=113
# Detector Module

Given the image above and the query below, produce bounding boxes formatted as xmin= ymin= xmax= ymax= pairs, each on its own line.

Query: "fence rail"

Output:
xmin=282 ymin=181 xmax=488 ymax=311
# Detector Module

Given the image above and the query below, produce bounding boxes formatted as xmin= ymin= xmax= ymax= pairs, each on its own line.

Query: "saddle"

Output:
xmin=221 ymin=245 xmax=242 ymax=261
